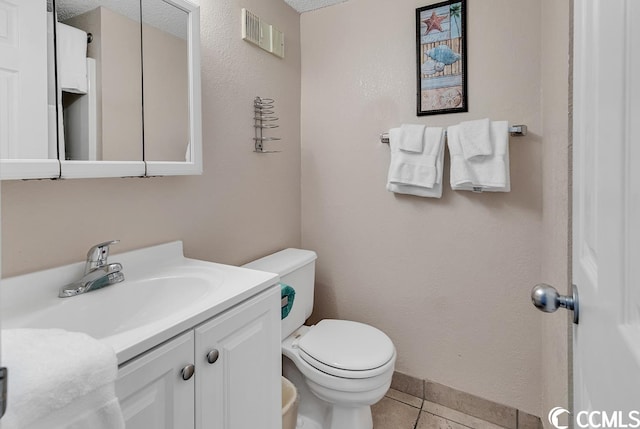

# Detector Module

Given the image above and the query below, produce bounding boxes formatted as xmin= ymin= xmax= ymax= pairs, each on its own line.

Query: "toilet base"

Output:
xmin=283 ymin=356 xmax=376 ymax=429
xmin=292 ymin=403 xmax=373 ymax=429
xmin=297 ymin=415 xmax=323 ymax=429
xmin=328 ymin=405 xmax=372 ymax=429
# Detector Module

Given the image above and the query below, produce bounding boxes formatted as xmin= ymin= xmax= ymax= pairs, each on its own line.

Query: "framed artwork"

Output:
xmin=416 ymin=0 xmax=467 ymax=116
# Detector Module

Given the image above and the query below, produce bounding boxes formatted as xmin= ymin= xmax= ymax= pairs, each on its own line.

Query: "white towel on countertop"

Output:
xmin=387 ymin=126 xmax=445 ymax=198
xmin=0 ymin=329 xmax=125 ymax=429
xmin=447 ymin=120 xmax=510 ymax=192
xmin=459 ymin=118 xmax=492 ymax=160
xmin=57 ymin=23 xmax=88 ymax=94
xmin=398 ymin=124 xmax=426 ymax=153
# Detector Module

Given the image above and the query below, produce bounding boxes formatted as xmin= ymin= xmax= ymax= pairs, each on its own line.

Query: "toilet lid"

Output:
xmin=297 ymin=320 xmax=395 ymax=372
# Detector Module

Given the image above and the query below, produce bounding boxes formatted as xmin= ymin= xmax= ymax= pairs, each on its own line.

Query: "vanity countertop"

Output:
xmin=1 ymin=241 xmax=279 ymax=364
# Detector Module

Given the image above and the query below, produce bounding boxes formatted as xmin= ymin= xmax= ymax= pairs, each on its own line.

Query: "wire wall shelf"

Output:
xmin=254 ymin=97 xmax=281 ymax=153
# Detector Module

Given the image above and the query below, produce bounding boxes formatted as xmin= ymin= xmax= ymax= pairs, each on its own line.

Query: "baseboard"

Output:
xmin=391 ymin=371 xmax=542 ymax=429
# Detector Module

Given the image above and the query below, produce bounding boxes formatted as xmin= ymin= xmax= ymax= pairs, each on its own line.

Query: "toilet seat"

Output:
xmin=297 ymin=320 xmax=395 ymax=379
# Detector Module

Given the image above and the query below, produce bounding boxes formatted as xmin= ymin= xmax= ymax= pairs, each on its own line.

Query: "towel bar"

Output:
xmin=379 ymin=124 xmax=527 ymax=144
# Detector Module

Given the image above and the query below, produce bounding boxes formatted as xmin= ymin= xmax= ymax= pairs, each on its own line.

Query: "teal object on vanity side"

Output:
xmin=281 ymin=283 xmax=295 ymax=320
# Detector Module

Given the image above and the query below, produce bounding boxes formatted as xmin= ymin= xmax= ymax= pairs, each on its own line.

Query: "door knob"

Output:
xmin=207 ymin=350 xmax=220 ymax=364
xmin=531 ymin=283 xmax=579 ymax=324
xmin=181 ymin=364 xmax=195 ymax=381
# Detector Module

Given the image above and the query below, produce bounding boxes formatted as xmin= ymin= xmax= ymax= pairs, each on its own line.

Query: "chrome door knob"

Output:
xmin=206 ymin=350 xmax=219 ymax=364
xmin=531 ymin=283 xmax=579 ymax=324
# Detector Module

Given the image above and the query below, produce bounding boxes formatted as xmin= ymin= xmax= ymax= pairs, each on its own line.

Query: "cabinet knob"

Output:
xmin=181 ymin=364 xmax=195 ymax=381
xmin=207 ymin=349 xmax=220 ymax=364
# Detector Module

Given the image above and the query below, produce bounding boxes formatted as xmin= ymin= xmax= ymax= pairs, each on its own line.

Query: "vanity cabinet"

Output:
xmin=115 ymin=286 xmax=281 ymax=429
xmin=195 ymin=286 xmax=282 ymax=429
xmin=116 ymin=331 xmax=195 ymax=429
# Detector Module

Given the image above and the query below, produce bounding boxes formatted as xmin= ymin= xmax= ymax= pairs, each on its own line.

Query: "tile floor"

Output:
xmin=372 ymin=388 xmax=511 ymax=429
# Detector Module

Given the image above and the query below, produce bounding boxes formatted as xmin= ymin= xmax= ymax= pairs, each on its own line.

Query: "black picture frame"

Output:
xmin=416 ymin=0 xmax=468 ymax=116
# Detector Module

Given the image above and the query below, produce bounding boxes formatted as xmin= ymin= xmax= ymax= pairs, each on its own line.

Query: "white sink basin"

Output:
xmin=1 ymin=242 xmax=279 ymax=363
xmin=7 ymin=269 xmax=218 ymax=338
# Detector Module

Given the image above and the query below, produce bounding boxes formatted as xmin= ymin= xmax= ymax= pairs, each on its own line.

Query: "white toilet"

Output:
xmin=244 ymin=249 xmax=396 ymax=429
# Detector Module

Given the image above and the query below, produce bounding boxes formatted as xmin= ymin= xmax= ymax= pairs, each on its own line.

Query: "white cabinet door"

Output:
xmin=195 ymin=287 xmax=281 ymax=429
xmin=116 ymin=331 xmax=196 ymax=429
xmin=0 ymin=0 xmax=60 ymax=180
xmin=0 ymin=0 xmax=48 ymax=160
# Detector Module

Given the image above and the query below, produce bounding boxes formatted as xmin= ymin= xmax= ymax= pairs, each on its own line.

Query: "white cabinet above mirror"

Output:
xmin=0 ymin=0 xmax=201 ymax=180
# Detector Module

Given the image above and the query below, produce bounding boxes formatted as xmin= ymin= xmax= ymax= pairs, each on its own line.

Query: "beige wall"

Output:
xmin=1 ymin=0 xmax=301 ymax=276
xmin=301 ymin=0 xmax=544 ymax=415
xmin=540 ymin=0 xmax=571 ymax=426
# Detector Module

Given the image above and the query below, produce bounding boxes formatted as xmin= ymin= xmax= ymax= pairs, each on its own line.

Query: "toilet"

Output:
xmin=244 ymin=249 xmax=396 ymax=429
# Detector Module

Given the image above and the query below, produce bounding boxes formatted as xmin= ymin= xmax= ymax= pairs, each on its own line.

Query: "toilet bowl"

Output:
xmin=243 ymin=249 xmax=396 ymax=429
xmin=283 ymin=322 xmax=396 ymax=428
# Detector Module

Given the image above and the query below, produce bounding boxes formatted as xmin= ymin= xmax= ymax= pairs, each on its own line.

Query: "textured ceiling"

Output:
xmin=284 ymin=0 xmax=348 ymax=13
xmin=56 ymin=0 xmax=188 ymax=40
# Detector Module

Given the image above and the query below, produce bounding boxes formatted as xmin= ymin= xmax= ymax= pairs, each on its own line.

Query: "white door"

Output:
xmin=0 ymin=0 xmax=48 ymax=159
xmin=573 ymin=0 xmax=640 ymax=423
xmin=0 ymin=182 xmax=4 ymax=421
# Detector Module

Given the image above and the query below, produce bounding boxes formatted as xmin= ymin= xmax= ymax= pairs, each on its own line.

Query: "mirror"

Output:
xmin=54 ymin=0 xmax=143 ymax=163
xmin=143 ymin=0 xmax=202 ymax=176
xmin=141 ymin=0 xmax=190 ymax=162
xmin=54 ymin=0 xmax=201 ymax=177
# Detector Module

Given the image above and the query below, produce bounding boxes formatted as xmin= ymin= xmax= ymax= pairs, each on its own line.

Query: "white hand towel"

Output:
xmin=459 ymin=118 xmax=492 ymax=160
xmin=0 ymin=329 xmax=125 ymax=429
xmin=387 ymin=126 xmax=445 ymax=198
xmin=57 ymin=23 xmax=88 ymax=94
xmin=447 ymin=121 xmax=510 ymax=192
xmin=399 ymin=124 xmax=426 ymax=153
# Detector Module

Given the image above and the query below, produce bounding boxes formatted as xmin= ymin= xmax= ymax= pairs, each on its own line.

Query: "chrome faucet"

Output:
xmin=58 ymin=240 xmax=125 ymax=298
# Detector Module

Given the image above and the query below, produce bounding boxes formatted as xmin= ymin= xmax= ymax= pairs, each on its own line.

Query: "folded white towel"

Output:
xmin=0 ymin=329 xmax=125 ymax=429
xmin=27 ymin=386 xmax=124 ymax=429
xmin=57 ymin=23 xmax=88 ymax=94
xmin=459 ymin=118 xmax=492 ymax=160
xmin=387 ymin=126 xmax=445 ymax=198
xmin=447 ymin=121 xmax=510 ymax=192
xmin=398 ymin=124 xmax=426 ymax=153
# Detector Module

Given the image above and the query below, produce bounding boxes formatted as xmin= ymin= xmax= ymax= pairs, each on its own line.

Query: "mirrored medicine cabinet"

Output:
xmin=0 ymin=0 xmax=201 ymax=180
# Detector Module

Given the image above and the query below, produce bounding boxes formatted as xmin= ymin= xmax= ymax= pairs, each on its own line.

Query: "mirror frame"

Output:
xmin=0 ymin=160 xmax=60 ymax=180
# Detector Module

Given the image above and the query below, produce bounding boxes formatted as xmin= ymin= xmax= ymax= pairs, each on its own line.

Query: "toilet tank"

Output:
xmin=243 ymin=249 xmax=317 ymax=339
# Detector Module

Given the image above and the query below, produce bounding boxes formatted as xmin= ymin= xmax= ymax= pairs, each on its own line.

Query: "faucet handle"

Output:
xmin=85 ymin=240 xmax=119 ymax=273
